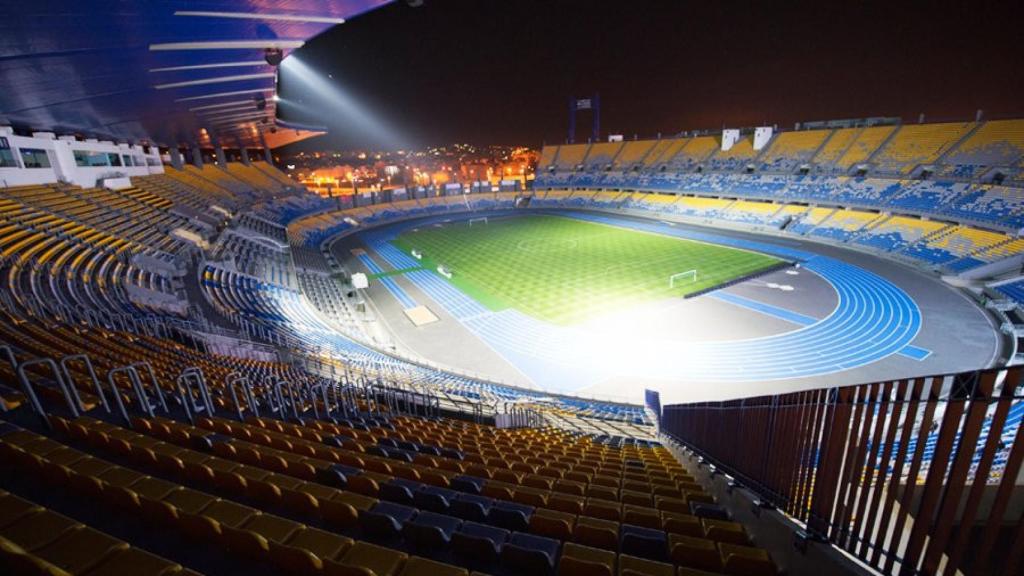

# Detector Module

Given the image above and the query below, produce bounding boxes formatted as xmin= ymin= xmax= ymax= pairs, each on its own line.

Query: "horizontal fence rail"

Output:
xmin=661 ymin=367 xmax=1024 ymax=576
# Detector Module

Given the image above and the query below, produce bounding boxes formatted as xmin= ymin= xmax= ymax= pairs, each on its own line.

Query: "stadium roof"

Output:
xmin=0 ymin=0 xmax=391 ymax=149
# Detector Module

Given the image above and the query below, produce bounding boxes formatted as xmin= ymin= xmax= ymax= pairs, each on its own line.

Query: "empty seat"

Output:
xmin=361 ymin=502 xmax=417 ymax=540
xmin=620 ymin=524 xmax=668 ymax=562
xmin=618 ymin=553 xmax=675 ymax=576
xmin=398 ymin=556 xmax=468 ymax=576
xmin=558 ymin=542 xmax=615 ymax=576
xmin=403 ymin=511 xmax=462 ymax=550
xmin=414 ymin=486 xmax=457 ymax=514
xmin=529 ymin=508 xmax=576 ymax=541
xmin=452 ymin=521 xmax=509 ymax=565
xmin=719 ymin=543 xmax=775 ymax=576
xmin=489 ymin=501 xmax=533 ymax=532
xmin=669 ymin=534 xmax=723 ymax=573
xmin=451 ymin=494 xmax=492 ymax=522
xmin=572 ymin=516 xmax=619 ymax=551
xmin=502 ymin=532 xmax=561 ymax=575
xmin=328 ymin=541 xmax=408 ymax=576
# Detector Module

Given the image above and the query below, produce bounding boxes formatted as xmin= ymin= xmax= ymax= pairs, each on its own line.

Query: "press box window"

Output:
xmin=19 ymin=148 xmax=51 ymax=169
xmin=74 ymin=150 xmax=111 ymax=167
xmin=0 ymin=137 xmax=17 ymax=168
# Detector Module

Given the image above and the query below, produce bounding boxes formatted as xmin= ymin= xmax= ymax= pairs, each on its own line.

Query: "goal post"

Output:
xmin=468 ymin=216 xmax=489 ymax=226
xmin=669 ymin=269 xmax=698 ymax=288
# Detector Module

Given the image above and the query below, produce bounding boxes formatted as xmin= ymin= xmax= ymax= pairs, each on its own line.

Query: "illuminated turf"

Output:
xmin=392 ymin=214 xmax=786 ymax=324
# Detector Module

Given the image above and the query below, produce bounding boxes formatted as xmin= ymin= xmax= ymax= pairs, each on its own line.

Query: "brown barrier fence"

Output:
xmin=661 ymin=367 xmax=1024 ymax=575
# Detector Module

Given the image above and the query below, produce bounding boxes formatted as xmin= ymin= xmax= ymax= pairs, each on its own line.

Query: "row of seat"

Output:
xmin=46 ymin=412 xmax=773 ymax=576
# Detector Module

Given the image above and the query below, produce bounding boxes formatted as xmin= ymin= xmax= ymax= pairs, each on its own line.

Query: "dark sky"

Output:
xmin=279 ymin=0 xmax=1023 ymax=151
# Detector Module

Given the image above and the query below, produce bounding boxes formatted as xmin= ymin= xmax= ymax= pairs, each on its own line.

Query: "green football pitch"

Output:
xmin=391 ymin=214 xmax=785 ymax=325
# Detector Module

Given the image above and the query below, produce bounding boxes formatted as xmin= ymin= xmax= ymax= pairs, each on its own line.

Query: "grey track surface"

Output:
xmin=330 ymin=213 xmax=1002 ymax=403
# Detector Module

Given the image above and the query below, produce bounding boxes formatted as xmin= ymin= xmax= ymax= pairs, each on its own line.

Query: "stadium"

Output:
xmin=0 ymin=1 xmax=1022 ymax=576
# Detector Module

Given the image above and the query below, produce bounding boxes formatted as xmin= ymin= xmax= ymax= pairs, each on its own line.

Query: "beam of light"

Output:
xmin=154 ymin=72 xmax=276 ymax=90
xmin=280 ymin=55 xmax=408 ymax=150
xmin=174 ymin=11 xmax=346 ymax=24
xmin=189 ymin=100 xmax=260 ymax=111
xmin=175 ymin=88 xmax=272 ymax=102
xmin=150 ymin=61 xmax=267 ymax=73
xmin=150 ymin=40 xmax=305 ymax=51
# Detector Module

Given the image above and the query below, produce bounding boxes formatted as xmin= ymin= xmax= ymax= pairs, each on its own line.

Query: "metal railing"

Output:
xmin=661 ymin=367 xmax=1024 ymax=576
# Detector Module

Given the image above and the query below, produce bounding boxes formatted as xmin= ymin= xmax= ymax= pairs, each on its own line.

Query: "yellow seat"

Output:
xmin=558 ymin=542 xmax=615 ymax=576
xmin=669 ymin=534 xmax=722 ymax=573
xmin=223 ymin=513 xmax=303 ymax=558
xmin=398 ymin=556 xmax=468 ymax=576
xmin=81 ymin=547 xmax=183 ymax=576
xmin=618 ymin=553 xmax=674 ymax=576
xmin=572 ymin=516 xmax=619 ymax=551
xmin=719 ymin=543 xmax=775 ymax=576
xmin=582 ymin=499 xmax=620 ymax=522
xmin=270 ymin=527 xmax=354 ymax=575
xmin=33 ymin=526 xmax=129 ymax=574
xmin=0 ymin=510 xmax=81 ymax=551
xmin=662 ymin=512 xmax=703 ymax=538
xmin=328 ymin=541 xmax=408 ymax=576
xmin=0 ymin=492 xmax=43 ymax=528
xmin=702 ymin=520 xmax=749 ymax=545
xmin=529 ymin=508 xmax=576 ymax=541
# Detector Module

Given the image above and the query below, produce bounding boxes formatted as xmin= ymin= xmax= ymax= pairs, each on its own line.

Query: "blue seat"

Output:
xmin=620 ymin=524 xmax=668 ymax=561
xmin=360 ymin=501 xmax=417 ymax=540
xmin=416 ymin=444 xmax=442 ymax=457
xmin=440 ymin=447 xmax=464 ymax=460
xmin=403 ymin=511 xmax=462 ymax=550
xmin=415 ymin=486 xmax=457 ymax=513
xmin=378 ymin=437 xmax=399 ymax=449
xmin=501 ymin=532 xmax=560 ymax=575
xmin=452 ymin=521 xmax=509 ymax=565
xmin=451 ymin=475 xmax=485 ymax=494
xmin=316 ymin=463 xmax=362 ymax=488
xmin=396 ymin=440 xmax=417 ymax=451
xmin=451 ymin=493 xmax=492 ymax=522
xmin=387 ymin=448 xmax=415 ymax=463
xmin=489 ymin=502 xmax=533 ymax=532
xmin=365 ymin=445 xmax=389 ymax=458
xmin=380 ymin=478 xmax=423 ymax=505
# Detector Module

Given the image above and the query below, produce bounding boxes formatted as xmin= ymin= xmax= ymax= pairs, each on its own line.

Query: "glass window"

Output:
xmin=73 ymin=150 xmax=111 ymax=167
xmin=19 ymin=148 xmax=51 ymax=169
xmin=133 ymin=156 xmax=144 ymax=167
xmin=146 ymin=157 xmax=160 ymax=167
xmin=107 ymin=153 xmax=122 ymax=167
xmin=0 ymin=137 xmax=17 ymax=168
xmin=122 ymin=154 xmax=131 ymax=166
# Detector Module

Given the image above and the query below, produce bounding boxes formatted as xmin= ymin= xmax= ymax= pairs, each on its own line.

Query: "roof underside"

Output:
xmin=0 ymin=0 xmax=392 ymax=148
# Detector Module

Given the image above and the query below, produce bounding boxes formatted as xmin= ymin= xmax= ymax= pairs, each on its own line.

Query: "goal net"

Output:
xmin=668 ymin=269 xmax=698 ymax=288
xmin=468 ymin=217 xmax=489 ymax=227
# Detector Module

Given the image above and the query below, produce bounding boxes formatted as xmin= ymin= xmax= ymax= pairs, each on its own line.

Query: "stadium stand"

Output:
xmin=582 ymin=142 xmax=624 ymax=171
xmin=706 ymin=137 xmax=758 ymax=172
xmin=759 ymin=129 xmax=831 ymax=173
xmin=666 ymin=137 xmax=718 ymax=171
xmin=1 ymin=93 xmax=1024 ymax=576
xmin=939 ymin=119 xmax=1024 ymax=178
xmin=871 ymin=122 xmax=975 ymax=174
xmin=809 ymin=127 xmax=861 ymax=171
xmin=611 ymin=140 xmax=657 ymax=172
xmin=833 ymin=125 xmax=896 ymax=171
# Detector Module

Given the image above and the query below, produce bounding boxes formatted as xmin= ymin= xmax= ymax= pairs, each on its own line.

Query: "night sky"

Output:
xmin=279 ymin=0 xmax=1023 ymax=151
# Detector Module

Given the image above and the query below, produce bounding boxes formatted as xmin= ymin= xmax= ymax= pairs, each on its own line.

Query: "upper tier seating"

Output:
xmin=612 ymin=141 xmax=658 ymax=172
xmin=939 ymin=119 xmax=1024 ymax=178
xmin=872 ymin=122 xmax=975 ymax=174
xmin=834 ymin=125 xmax=896 ymax=170
xmin=706 ymin=137 xmax=757 ymax=172
xmin=583 ymin=142 xmax=625 ymax=171
xmin=759 ymin=129 xmax=831 ymax=173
